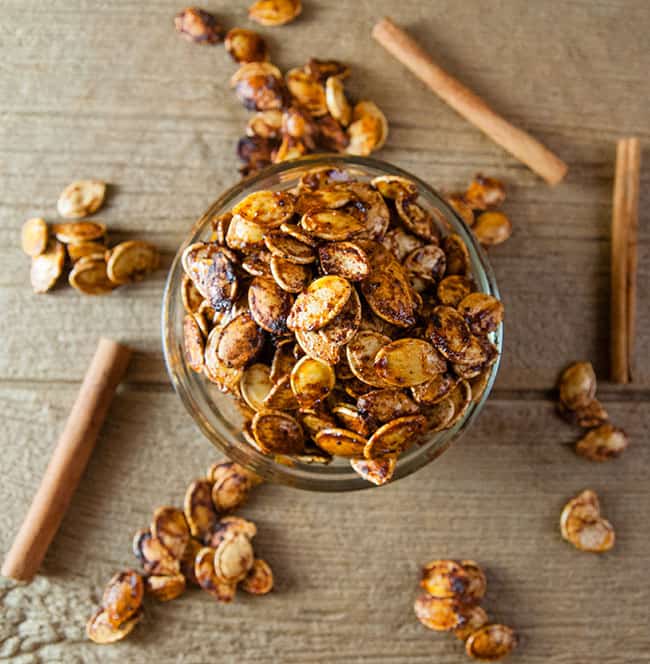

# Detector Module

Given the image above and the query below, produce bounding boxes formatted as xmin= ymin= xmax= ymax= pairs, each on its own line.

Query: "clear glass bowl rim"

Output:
xmin=162 ymin=154 xmax=503 ymax=492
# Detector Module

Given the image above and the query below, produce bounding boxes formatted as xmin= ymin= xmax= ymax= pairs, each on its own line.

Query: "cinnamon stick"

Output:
xmin=1 ymin=338 xmax=131 ymax=581
xmin=372 ymin=17 xmax=568 ymax=186
xmin=610 ymin=138 xmax=641 ymax=384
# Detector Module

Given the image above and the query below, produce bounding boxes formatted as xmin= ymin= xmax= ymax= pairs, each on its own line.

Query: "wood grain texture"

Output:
xmin=1 ymin=1 xmax=649 ymax=662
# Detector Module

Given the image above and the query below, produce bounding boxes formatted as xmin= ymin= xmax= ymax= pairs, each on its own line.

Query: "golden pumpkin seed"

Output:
xmin=145 ymin=573 xmax=186 ymax=602
xmin=576 ymin=423 xmax=628 ymax=461
xmin=454 ymin=605 xmax=489 ymax=641
xmin=184 ymin=479 xmax=218 ymax=542
xmin=264 ymin=229 xmax=316 ymax=264
xmin=287 ymin=275 xmax=352 ymax=332
xmin=301 ymin=209 xmax=365 ymax=241
xmin=252 ymin=409 xmax=304 ymax=454
xmin=411 ymin=373 xmax=457 ymax=406
xmin=212 ymin=468 xmax=254 ymax=512
xmin=396 ymin=197 xmax=440 ymax=243
xmin=182 ymin=243 xmax=238 ymax=311
xmin=69 ymin=258 xmax=115 ymax=295
xmin=246 ymin=110 xmax=283 ymax=139
xmin=473 ymin=211 xmax=512 ymax=246
xmin=404 ymin=244 xmax=447 ymax=282
xmin=374 ymin=338 xmax=446 ymax=387
xmin=465 ymin=624 xmax=517 ymax=661
xmin=314 ymin=427 xmax=367 ymax=457
xmin=414 ymin=594 xmax=467 ymax=632
xmin=226 ymin=214 xmax=266 ymax=251
xmin=381 ymin=227 xmax=424 ymax=262
xmin=30 ymin=240 xmax=65 ymax=293
xmin=442 ymin=233 xmax=470 ymax=275
xmin=290 ymin=355 xmax=335 ymax=407
xmin=325 ymin=76 xmax=351 ymax=126
xmin=346 ymin=101 xmax=388 ymax=155
xmin=217 ymin=312 xmax=264 ymax=369
xmin=558 ymin=361 xmax=597 ymax=411
xmin=139 ymin=533 xmax=181 ymax=576
xmin=232 ymin=190 xmax=295 ymax=227
xmin=364 ymin=414 xmax=426 ymax=458
xmin=270 ymin=256 xmax=311 ymax=293
xmin=204 ymin=327 xmax=244 ymax=392
xmin=350 ymin=455 xmax=396 ymax=485
xmin=437 ymin=275 xmax=474 ymax=307
xmin=421 ymin=396 xmax=456 ymax=432
xmin=560 ymin=489 xmax=615 ymax=553
xmin=52 ymin=220 xmax=106 ymax=243
xmin=67 ymin=240 xmax=106 ymax=264
xmin=101 ymin=570 xmax=144 ymax=627
xmin=332 ymin=403 xmax=374 ymax=436
xmin=285 ymin=68 xmax=327 ymax=116
xmin=106 ymin=240 xmax=159 ymax=285
xmin=21 ymin=217 xmax=48 ymax=257
xmin=263 ymin=374 xmax=299 ymax=410
xmin=213 ymin=532 xmax=254 ymax=583
xmin=345 ymin=330 xmax=391 ymax=387
xmin=151 ymin=506 xmax=190 ymax=560
xmin=372 ymin=175 xmax=418 ymax=201
xmin=195 ymin=547 xmax=237 ymax=603
xmin=174 ymin=7 xmax=223 ymax=43
xmin=57 ymin=179 xmax=106 ymax=218
xmin=427 ymin=305 xmax=472 ymax=361
xmin=225 ymin=27 xmax=268 ymax=63
xmin=465 ymin=174 xmax=506 ymax=210
xmin=445 ymin=193 xmax=475 ymax=227
xmin=241 ymin=558 xmax=274 ymax=594
xmin=420 ymin=559 xmax=470 ymax=599
xmin=248 ymin=276 xmax=293 ymax=335
xmin=240 ymin=363 xmax=273 ymax=411
xmin=357 ymin=388 xmax=420 ymax=423
xmin=318 ymin=241 xmax=370 ymax=281
xmin=461 ymin=560 xmax=487 ymax=603
xmin=86 ymin=607 xmax=142 ymax=645
xmin=248 ymin=0 xmax=302 ymax=26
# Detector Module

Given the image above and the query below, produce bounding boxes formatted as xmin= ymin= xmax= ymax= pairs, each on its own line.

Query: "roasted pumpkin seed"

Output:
xmin=445 ymin=193 xmax=475 ymax=227
xmin=346 ymin=101 xmax=388 ymax=155
xmin=404 ymin=244 xmax=446 ymax=282
xmin=182 ymin=243 xmax=238 ymax=311
xmin=247 ymin=110 xmax=283 ymax=139
xmin=454 ymin=605 xmax=489 ymax=641
xmin=465 ymin=175 xmax=506 ymax=210
xmin=233 ymin=190 xmax=295 ymax=227
xmin=437 ymin=275 xmax=473 ymax=307
xmin=364 ymin=414 xmax=426 ymax=458
xmin=290 ymin=355 xmax=335 ymax=407
xmin=101 ymin=570 xmax=144 ymax=627
xmin=350 ymin=455 xmax=396 ymax=485
xmin=374 ymin=338 xmax=446 ymax=387
xmin=69 ymin=258 xmax=115 ymax=295
xmin=225 ymin=27 xmax=268 ymax=63
xmin=270 ymin=256 xmax=312 ymax=293
xmin=357 ymin=388 xmax=420 ymax=423
xmin=560 ymin=489 xmax=615 ymax=553
xmin=263 ymin=374 xmax=299 ymax=410
xmin=325 ymin=76 xmax=351 ymax=126
xmin=558 ymin=361 xmax=597 ymax=411
xmin=241 ymin=558 xmax=274 ymax=594
xmin=465 ymin=624 xmax=517 ymax=661
xmin=314 ymin=427 xmax=367 ymax=457
xmin=420 ymin=559 xmax=470 ymax=599
xmin=442 ymin=234 xmax=470 ymax=276
xmin=264 ymin=229 xmax=315 ymax=264
xmin=217 ymin=313 xmax=264 ymax=368
xmin=21 ymin=217 xmax=49 ymax=257
xmin=396 ymin=197 xmax=440 ymax=243
xmin=139 ymin=534 xmax=181 ymax=576
xmin=411 ymin=373 xmax=457 ymax=406
xmin=106 ymin=240 xmax=159 ymax=285
xmin=209 ymin=516 xmax=258 ymax=549
xmin=461 ymin=560 xmax=487 ymax=603
xmin=151 ymin=507 xmax=190 ymax=560
xmin=285 ymin=68 xmax=327 ymax=116
xmin=86 ymin=607 xmax=142 ymax=644
xmin=301 ymin=209 xmax=365 ymax=241
xmin=575 ymin=423 xmax=628 ymax=461
xmin=226 ymin=214 xmax=266 ymax=251
xmin=212 ymin=468 xmax=254 ymax=513
xmin=252 ymin=409 xmax=304 ymax=454
xmin=318 ymin=241 xmax=370 ymax=281
xmin=57 ymin=180 xmax=106 ymax=219
xmin=473 ymin=211 xmax=512 ymax=247
xmin=184 ymin=479 xmax=218 ymax=542
xmin=248 ymin=0 xmax=302 ymax=26
xmin=414 ymin=594 xmax=467 ymax=632
xmin=213 ymin=532 xmax=254 ymax=583
xmin=195 ymin=547 xmax=237 ymax=602
xmin=248 ymin=276 xmax=293 ymax=334
xmin=240 ymin=363 xmax=273 ymax=411
xmin=146 ymin=573 xmax=186 ymax=602
xmin=427 ymin=306 xmax=472 ymax=361
xmin=287 ymin=275 xmax=352 ymax=332
xmin=30 ymin=240 xmax=65 ymax=293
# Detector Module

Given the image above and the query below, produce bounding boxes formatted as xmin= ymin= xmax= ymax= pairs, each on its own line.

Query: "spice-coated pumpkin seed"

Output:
xmin=427 ymin=306 xmax=472 ymax=361
xmin=194 ymin=547 xmax=237 ymax=603
xmin=404 ymin=244 xmax=446 ymax=282
xmin=564 ymin=398 xmax=609 ymax=429
xmin=270 ymin=256 xmax=311 ymax=293
xmin=442 ymin=234 xmax=470 ymax=275
xmin=21 ymin=217 xmax=48 ymax=257
xmin=285 ymin=68 xmax=327 ymax=116
xmin=57 ymin=179 xmax=106 ymax=219
xmin=422 ymin=395 xmax=456 ymax=432
xmin=174 ymin=7 xmax=223 ymax=43
xmin=209 ymin=516 xmax=258 ymax=549
xmin=145 ymin=573 xmax=186 ymax=602
xmin=248 ymin=0 xmax=302 ymax=26
xmin=318 ymin=241 xmax=370 ymax=281
xmin=279 ymin=222 xmax=320 ymax=246
xmin=294 ymin=288 xmax=361 ymax=364
xmin=437 ymin=275 xmax=474 ymax=307
xmin=248 ymin=276 xmax=293 ymax=335
xmin=357 ymin=388 xmax=420 ymax=424
xmin=106 ymin=240 xmax=159 ymax=285
xmin=473 ymin=211 xmax=512 ymax=246
xmin=346 ymin=101 xmax=388 ymax=155
xmin=184 ymin=479 xmax=218 ymax=542
xmin=325 ymin=76 xmax=351 ymax=126
xmin=234 ymin=72 xmax=288 ymax=112
xmin=414 ymin=594 xmax=467 ymax=632
xmin=411 ymin=373 xmax=457 ymax=406
xmin=52 ymin=220 xmax=106 ymax=243
xmin=86 ymin=607 xmax=142 ymax=645
xmin=381 ymin=227 xmax=424 ymax=262
xmin=560 ymin=489 xmax=615 ymax=553
xmin=240 ymin=363 xmax=273 ymax=411
xmin=67 ymin=240 xmax=106 ymax=263
xmin=314 ymin=427 xmax=367 ymax=457
xmin=231 ymin=61 xmax=283 ymax=86
xmin=298 ymin=407 xmax=337 ymax=437
xmin=290 ymin=355 xmax=335 ymax=407
xmin=225 ymin=27 xmax=268 ymax=63
xmin=69 ymin=258 xmax=115 ymax=295
xmin=371 ymin=175 xmax=418 ymax=201
xmin=558 ymin=361 xmax=597 ymax=411
xmin=252 ymin=409 xmax=304 ymax=454
xmin=420 ymin=559 xmax=470 ymax=599
xmin=182 ymin=243 xmax=238 ymax=311
xmin=242 ymin=250 xmax=273 ymax=278
xmin=151 ymin=506 xmax=190 ymax=560
xmin=182 ymin=274 xmax=204 ymax=314
xmin=212 ymin=469 xmax=254 ymax=512
xmin=470 ymin=369 xmax=491 ymax=403
xmin=247 ymin=110 xmax=283 ymax=139
xmin=443 ymin=379 xmax=472 ymax=429
xmin=304 ymin=58 xmax=350 ymax=82
xmin=374 ymin=338 xmax=446 ymax=387
xmin=344 ymin=183 xmax=391 ymax=240
xmin=217 ymin=312 xmax=264 ymax=368
xmin=300 ymin=209 xmax=365 ymax=241
xmin=204 ymin=327 xmax=244 ymax=392
xmin=226 ymin=214 xmax=266 ymax=250
xmin=465 ymin=174 xmax=506 ymax=210
xmin=345 ymin=331 xmax=391 ymax=387
xmin=263 ymin=374 xmax=299 ymax=410
xmin=232 ymin=190 xmax=295 ymax=227
xmin=465 ymin=624 xmax=517 ymax=661
xmin=180 ymin=538 xmax=202 ymax=586
xmin=454 ymin=605 xmax=489 ymax=641
xmin=332 ymin=403 xmax=374 ymax=437
xmin=139 ymin=534 xmax=181 ymax=576
xmin=264 ymin=229 xmax=315 ymax=264
xmin=396 ymin=197 xmax=440 ymax=243
xmin=575 ymin=423 xmax=628 ymax=461
xmin=270 ymin=339 xmax=296 ymax=382
xmin=461 ymin=560 xmax=487 ymax=603
xmin=30 ymin=240 xmax=65 ymax=293
xmin=350 ymin=454 xmax=397 ymax=486
xmin=363 ymin=414 xmax=426 ymax=459
xmin=241 ymin=558 xmax=274 ymax=594
xmin=287 ymin=275 xmax=352 ymax=332
xmin=213 ymin=532 xmax=255 ymax=582
xmin=101 ymin=570 xmax=144 ymax=627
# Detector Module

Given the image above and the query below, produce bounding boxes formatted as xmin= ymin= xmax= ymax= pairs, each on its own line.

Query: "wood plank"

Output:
xmin=1 ymin=386 xmax=648 ymax=662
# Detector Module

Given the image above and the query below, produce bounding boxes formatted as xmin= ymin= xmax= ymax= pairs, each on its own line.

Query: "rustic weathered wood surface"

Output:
xmin=1 ymin=1 xmax=649 ymax=662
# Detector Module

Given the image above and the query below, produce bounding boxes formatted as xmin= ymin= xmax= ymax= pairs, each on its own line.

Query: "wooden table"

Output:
xmin=1 ymin=1 xmax=648 ymax=661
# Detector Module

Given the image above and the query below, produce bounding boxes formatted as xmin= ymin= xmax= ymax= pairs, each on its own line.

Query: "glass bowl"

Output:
xmin=162 ymin=154 xmax=502 ymax=491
